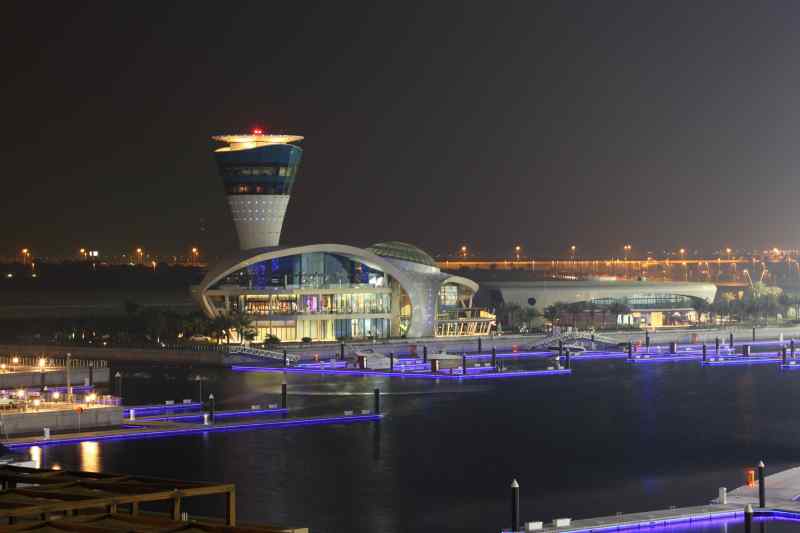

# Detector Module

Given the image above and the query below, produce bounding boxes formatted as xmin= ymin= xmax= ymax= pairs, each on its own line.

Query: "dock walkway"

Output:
xmin=2 ymin=412 xmax=382 ymax=449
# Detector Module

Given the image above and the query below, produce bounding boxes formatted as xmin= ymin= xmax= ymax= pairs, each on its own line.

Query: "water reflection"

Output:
xmin=80 ymin=441 xmax=100 ymax=472
xmin=29 ymin=446 xmax=41 ymax=469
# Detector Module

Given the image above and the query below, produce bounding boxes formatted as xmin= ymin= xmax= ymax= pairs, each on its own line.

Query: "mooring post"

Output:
xmin=752 ymin=327 xmax=756 ymax=342
xmin=478 ymin=337 xmax=482 ymax=353
xmin=730 ymin=332 xmax=734 ymax=349
xmin=558 ymin=339 xmax=563 ymax=358
xmin=208 ymin=393 xmax=215 ymax=422
xmin=758 ymin=461 xmax=766 ymax=508
xmin=511 ymin=479 xmax=520 ymax=533
xmin=743 ymin=344 xmax=751 ymax=357
xmin=783 ymin=346 xmax=788 ymax=365
xmin=389 ymin=353 xmax=394 ymax=371
xmin=283 ymin=350 xmax=288 ymax=368
xmin=645 ymin=331 xmax=650 ymax=348
xmin=702 ymin=343 xmax=707 ymax=362
xmin=744 ymin=504 xmax=753 ymax=533
xmin=423 ymin=345 xmax=428 ymax=363
xmin=669 ymin=341 xmax=677 ymax=354
xmin=565 ymin=349 xmax=571 ymax=369
xmin=340 ymin=343 xmax=345 ymax=361
xmin=281 ymin=383 xmax=287 ymax=409
xmin=627 ymin=342 xmax=633 ymax=360
xmin=114 ymin=371 xmax=122 ymax=399
xmin=373 ymin=388 xmax=380 ymax=414
xmin=792 ymin=339 xmax=796 ymax=359
xmin=715 ymin=337 xmax=720 ymax=354
xmin=462 ymin=353 xmax=467 ymax=375
xmin=491 ymin=346 xmax=497 ymax=369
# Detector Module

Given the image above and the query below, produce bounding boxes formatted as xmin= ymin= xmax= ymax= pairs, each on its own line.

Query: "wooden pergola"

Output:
xmin=0 ymin=465 xmax=236 ymax=526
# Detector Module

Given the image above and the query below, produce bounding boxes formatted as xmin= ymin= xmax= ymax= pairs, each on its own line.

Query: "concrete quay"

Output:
xmin=0 ymin=405 xmax=122 ymax=437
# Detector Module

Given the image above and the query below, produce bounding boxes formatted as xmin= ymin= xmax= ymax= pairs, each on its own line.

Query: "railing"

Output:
xmin=228 ymin=346 xmax=298 ymax=363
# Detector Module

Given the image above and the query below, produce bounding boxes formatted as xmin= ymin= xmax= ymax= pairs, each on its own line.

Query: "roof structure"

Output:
xmin=367 ymin=241 xmax=438 ymax=268
xmin=0 ymin=465 xmax=238 ymax=526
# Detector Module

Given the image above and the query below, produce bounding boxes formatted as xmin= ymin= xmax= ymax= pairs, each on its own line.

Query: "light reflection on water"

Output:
xmin=28 ymin=360 xmax=800 ymax=533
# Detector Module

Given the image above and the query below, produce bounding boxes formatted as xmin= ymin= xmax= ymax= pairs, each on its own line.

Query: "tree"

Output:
xmin=229 ymin=310 xmax=256 ymax=343
xmin=210 ymin=315 xmax=233 ymax=345
xmin=522 ymin=307 xmax=542 ymax=331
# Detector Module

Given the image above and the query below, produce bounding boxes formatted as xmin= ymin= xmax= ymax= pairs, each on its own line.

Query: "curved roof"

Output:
xmin=367 ymin=241 xmax=437 ymax=268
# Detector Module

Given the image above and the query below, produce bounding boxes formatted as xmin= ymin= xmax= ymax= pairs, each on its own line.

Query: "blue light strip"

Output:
xmin=522 ymin=509 xmax=800 ymax=533
xmin=5 ymin=413 xmax=383 ymax=449
xmin=628 ymin=355 xmax=703 ymax=363
xmin=140 ymin=407 xmax=288 ymax=422
xmin=231 ymin=366 xmax=571 ymax=379
xmin=702 ymin=357 xmax=780 ymax=366
xmin=122 ymin=402 xmax=203 ymax=417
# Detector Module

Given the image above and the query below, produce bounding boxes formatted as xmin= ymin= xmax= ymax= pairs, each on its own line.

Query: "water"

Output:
xmin=27 ymin=359 xmax=800 ymax=532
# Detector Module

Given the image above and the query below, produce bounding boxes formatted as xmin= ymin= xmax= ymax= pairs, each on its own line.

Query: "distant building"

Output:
xmin=477 ymin=279 xmax=717 ymax=328
xmin=193 ymin=132 xmax=492 ymax=342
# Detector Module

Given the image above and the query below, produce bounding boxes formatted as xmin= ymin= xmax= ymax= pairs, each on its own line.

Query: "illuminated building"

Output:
xmin=478 ymin=280 xmax=717 ymax=328
xmin=194 ymin=131 xmax=493 ymax=341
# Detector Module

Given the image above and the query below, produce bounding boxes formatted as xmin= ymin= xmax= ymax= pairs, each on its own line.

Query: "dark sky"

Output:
xmin=4 ymin=2 xmax=800 ymax=260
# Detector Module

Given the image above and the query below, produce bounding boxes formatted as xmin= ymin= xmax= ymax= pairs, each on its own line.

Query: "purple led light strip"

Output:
xmin=702 ymin=357 xmax=780 ymax=366
xmin=122 ymin=402 xmax=203 ymax=416
xmin=140 ymin=407 xmax=288 ymax=422
xmin=6 ymin=413 xmax=383 ymax=449
xmin=231 ymin=366 xmax=570 ymax=379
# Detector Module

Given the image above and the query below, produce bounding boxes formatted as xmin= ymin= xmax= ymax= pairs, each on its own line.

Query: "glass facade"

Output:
xmin=216 ymin=143 xmax=303 ymax=196
xmin=590 ymin=294 xmax=699 ymax=310
xmin=212 ymin=253 xmax=387 ymax=291
xmin=251 ymin=318 xmax=390 ymax=342
xmin=243 ymin=292 xmax=390 ymax=316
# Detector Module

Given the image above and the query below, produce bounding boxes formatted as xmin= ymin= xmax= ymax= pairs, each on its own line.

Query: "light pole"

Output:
xmin=135 ymin=248 xmax=143 ymax=265
xmin=514 ymin=245 xmax=521 ymax=261
xmin=191 ymin=247 xmax=199 ymax=266
xmin=460 ymin=245 xmax=468 ymax=258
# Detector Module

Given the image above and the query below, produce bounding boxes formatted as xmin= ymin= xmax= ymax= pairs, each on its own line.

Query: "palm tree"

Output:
xmin=229 ymin=310 xmax=255 ymax=343
xmin=522 ymin=307 xmax=541 ymax=331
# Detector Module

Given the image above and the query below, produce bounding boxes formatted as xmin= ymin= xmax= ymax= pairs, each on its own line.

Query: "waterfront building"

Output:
xmin=193 ymin=132 xmax=493 ymax=342
xmin=477 ymin=279 xmax=717 ymax=328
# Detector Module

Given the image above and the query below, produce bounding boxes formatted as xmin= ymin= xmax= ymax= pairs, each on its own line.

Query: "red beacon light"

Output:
xmin=251 ymin=127 xmax=264 ymax=135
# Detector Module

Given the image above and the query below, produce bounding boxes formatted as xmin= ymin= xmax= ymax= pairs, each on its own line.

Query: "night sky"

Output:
xmin=4 ymin=2 xmax=800 ymax=260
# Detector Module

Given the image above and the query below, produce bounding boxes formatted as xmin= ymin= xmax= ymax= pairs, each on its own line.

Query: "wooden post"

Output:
xmin=171 ymin=493 xmax=181 ymax=521
xmin=226 ymin=487 xmax=237 ymax=526
xmin=130 ymin=502 xmax=139 ymax=516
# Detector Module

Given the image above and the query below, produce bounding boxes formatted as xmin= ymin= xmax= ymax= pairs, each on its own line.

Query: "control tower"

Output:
xmin=212 ymin=129 xmax=304 ymax=250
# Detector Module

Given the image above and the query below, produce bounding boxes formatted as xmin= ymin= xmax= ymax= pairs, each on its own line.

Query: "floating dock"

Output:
xmin=231 ymin=365 xmax=571 ymax=380
xmin=3 ymin=411 xmax=381 ymax=449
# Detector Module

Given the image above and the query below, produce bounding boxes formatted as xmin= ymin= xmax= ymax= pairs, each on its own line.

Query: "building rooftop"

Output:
xmin=367 ymin=241 xmax=438 ymax=268
xmin=212 ymin=131 xmax=303 ymax=152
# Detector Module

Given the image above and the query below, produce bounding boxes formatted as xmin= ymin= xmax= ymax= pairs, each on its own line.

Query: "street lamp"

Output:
xmin=460 ymin=245 xmax=468 ymax=258
xmin=135 ymin=248 xmax=143 ymax=265
xmin=191 ymin=247 xmax=199 ymax=265
xmin=514 ymin=245 xmax=521 ymax=260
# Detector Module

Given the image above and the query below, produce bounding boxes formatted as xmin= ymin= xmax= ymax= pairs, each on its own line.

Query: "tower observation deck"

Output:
xmin=212 ymin=130 xmax=304 ymax=250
